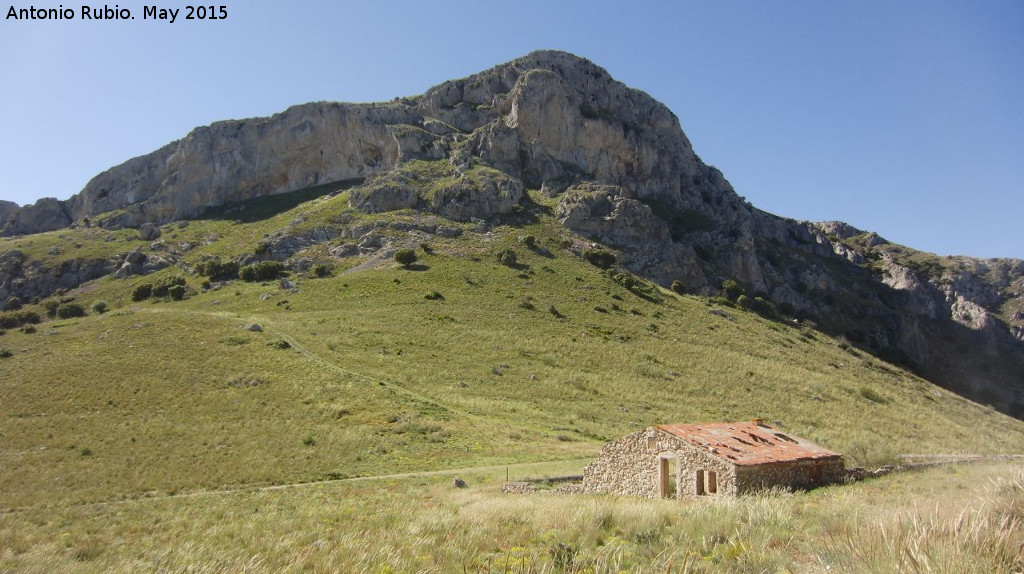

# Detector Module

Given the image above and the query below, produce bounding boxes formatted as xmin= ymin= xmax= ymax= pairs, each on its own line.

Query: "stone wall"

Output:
xmin=581 ymin=428 xmax=736 ymax=498
xmin=582 ymin=427 xmax=845 ymax=498
xmin=501 ymin=482 xmax=539 ymax=494
xmin=734 ymin=458 xmax=846 ymax=493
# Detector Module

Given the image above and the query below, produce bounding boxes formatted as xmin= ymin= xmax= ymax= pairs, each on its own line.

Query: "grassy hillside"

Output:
xmin=2 ymin=186 xmax=1024 ymax=515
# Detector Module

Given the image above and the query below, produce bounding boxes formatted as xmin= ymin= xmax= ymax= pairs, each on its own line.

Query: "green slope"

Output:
xmin=2 ymin=187 xmax=1023 ymax=509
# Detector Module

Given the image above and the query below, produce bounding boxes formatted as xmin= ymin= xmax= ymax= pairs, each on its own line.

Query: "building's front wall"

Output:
xmin=582 ymin=430 xmax=661 ymax=497
xmin=582 ymin=428 xmax=737 ymax=498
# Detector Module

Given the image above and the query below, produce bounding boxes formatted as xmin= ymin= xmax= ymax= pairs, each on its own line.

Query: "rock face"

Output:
xmin=1 ymin=198 xmax=72 ymax=236
xmin=0 ymin=250 xmax=118 ymax=303
xmin=2 ymin=50 xmax=1022 ymax=415
xmin=0 ymin=201 xmax=18 ymax=224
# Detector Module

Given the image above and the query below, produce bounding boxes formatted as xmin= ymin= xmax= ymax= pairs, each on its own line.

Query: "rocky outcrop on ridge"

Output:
xmin=0 ymin=200 xmax=18 ymax=224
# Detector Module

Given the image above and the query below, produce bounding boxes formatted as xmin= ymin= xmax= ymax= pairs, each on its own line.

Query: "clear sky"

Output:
xmin=1 ymin=1 xmax=1021 ymax=258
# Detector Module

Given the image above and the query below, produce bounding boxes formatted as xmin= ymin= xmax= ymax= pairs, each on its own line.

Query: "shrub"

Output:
xmin=0 ymin=349 xmax=12 ymax=358
xmin=548 ymin=305 xmax=563 ymax=318
xmin=152 ymin=276 xmax=186 ymax=298
xmin=722 ymin=279 xmax=744 ymax=300
xmin=268 ymin=339 xmax=291 ymax=350
xmin=3 ymin=296 xmax=22 ymax=311
xmin=195 ymin=259 xmax=239 ymax=280
xmin=168 ymin=285 xmax=186 ymax=300
xmin=583 ymin=248 xmax=616 ymax=269
xmin=613 ymin=272 xmax=636 ymax=290
xmin=752 ymin=296 xmax=774 ymax=316
xmin=0 ymin=310 xmax=42 ymax=329
xmin=56 ymin=303 xmax=86 ymax=319
xmin=20 ymin=325 xmax=36 ymax=334
xmin=498 ymin=249 xmax=517 ymax=266
xmin=737 ymin=294 xmax=752 ymax=308
xmin=711 ymin=296 xmax=736 ymax=308
xmin=520 ymin=235 xmax=536 ymax=249
xmin=239 ymin=261 xmax=284 ymax=282
xmin=424 ymin=290 xmax=444 ymax=301
xmin=131 ymin=284 xmax=153 ymax=302
xmin=394 ymin=249 xmax=418 ymax=267
xmin=91 ymin=300 xmax=109 ymax=314
xmin=312 ymin=263 xmax=333 ymax=278
xmin=671 ymin=280 xmax=686 ymax=295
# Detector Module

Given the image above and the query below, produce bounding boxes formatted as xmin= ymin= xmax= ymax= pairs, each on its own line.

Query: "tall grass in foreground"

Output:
xmin=822 ymin=471 xmax=1024 ymax=574
xmin=2 ymin=464 xmax=1022 ymax=573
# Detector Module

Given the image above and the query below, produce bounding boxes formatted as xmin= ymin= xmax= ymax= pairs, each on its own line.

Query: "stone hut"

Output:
xmin=582 ymin=420 xmax=845 ymax=498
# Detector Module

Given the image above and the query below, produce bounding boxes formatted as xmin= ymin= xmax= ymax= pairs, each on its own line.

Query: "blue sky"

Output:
xmin=1 ymin=1 xmax=1021 ymax=258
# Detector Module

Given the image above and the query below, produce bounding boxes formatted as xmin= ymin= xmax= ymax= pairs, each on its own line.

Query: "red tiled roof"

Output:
xmin=654 ymin=421 xmax=841 ymax=466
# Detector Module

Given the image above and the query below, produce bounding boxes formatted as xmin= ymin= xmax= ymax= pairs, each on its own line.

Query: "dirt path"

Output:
xmin=0 ymin=458 xmax=593 ymax=514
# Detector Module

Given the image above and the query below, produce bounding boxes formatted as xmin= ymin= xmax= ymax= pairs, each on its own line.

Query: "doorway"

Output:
xmin=658 ymin=457 xmax=678 ymax=498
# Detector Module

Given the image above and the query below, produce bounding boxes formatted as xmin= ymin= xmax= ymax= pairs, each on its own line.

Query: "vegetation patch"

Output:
xmin=240 ymin=261 xmax=284 ymax=282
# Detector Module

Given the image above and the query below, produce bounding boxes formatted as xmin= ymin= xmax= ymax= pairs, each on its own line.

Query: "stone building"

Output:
xmin=582 ymin=420 xmax=845 ymax=498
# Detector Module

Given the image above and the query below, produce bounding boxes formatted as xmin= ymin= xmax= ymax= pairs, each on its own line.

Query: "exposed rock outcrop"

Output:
xmin=0 ymin=200 xmax=18 ymax=224
xmin=112 ymin=248 xmax=171 ymax=278
xmin=0 ymin=253 xmax=118 ymax=303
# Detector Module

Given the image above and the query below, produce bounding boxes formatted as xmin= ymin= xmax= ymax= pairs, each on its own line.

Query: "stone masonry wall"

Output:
xmin=582 ymin=428 xmax=736 ymax=498
xmin=735 ymin=458 xmax=846 ymax=493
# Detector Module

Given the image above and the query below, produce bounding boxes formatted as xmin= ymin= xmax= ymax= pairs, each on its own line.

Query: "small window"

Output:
xmin=696 ymin=469 xmax=718 ymax=495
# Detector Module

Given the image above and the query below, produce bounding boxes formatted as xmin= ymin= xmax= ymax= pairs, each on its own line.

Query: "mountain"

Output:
xmin=1 ymin=50 xmax=1022 ymax=415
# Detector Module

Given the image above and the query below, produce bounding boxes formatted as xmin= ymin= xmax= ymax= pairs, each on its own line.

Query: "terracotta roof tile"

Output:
xmin=654 ymin=421 xmax=841 ymax=466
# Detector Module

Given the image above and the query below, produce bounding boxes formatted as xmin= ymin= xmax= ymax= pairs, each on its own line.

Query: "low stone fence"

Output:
xmin=845 ymin=454 xmax=1024 ymax=482
xmin=501 ymin=482 xmax=539 ymax=494
xmin=501 ymin=475 xmax=584 ymax=495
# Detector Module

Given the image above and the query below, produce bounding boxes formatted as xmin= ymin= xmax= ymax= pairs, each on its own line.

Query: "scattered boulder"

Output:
xmin=113 ymin=248 xmax=170 ymax=278
xmin=709 ymin=309 xmax=734 ymax=321
xmin=244 ymin=324 xmax=263 ymax=332
xmin=125 ymin=248 xmax=146 ymax=265
xmin=329 ymin=243 xmax=359 ymax=259
xmin=139 ymin=223 xmax=161 ymax=241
